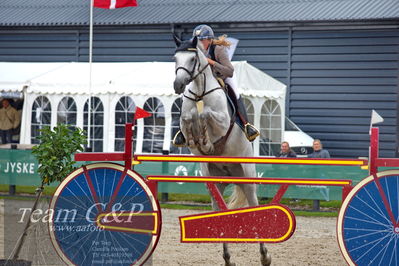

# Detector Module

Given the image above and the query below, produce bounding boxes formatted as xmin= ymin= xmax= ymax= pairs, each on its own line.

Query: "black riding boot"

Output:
xmin=237 ymin=97 xmax=260 ymax=142
xmin=172 ymin=129 xmax=186 ymax=147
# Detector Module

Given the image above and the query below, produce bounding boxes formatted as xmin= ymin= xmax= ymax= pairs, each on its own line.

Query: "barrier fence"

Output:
xmin=0 ymin=149 xmax=384 ymax=201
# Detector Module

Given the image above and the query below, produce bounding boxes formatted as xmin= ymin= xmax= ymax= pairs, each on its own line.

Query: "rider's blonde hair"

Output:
xmin=212 ymin=35 xmax=231 ymax=47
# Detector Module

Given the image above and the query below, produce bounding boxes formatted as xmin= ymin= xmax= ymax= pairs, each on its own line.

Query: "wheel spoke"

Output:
xmin=344 ymin=226 xmax=390 ymax=242
xmin=374 ymin=233 xmax=394 ymax=266
xmin=350 ymin=232 xmax=390 ymax=261
xmin=347 ymin=203 xmax=392 ymax=228
xmin=363 ymin=186 xmax=392 ymax=225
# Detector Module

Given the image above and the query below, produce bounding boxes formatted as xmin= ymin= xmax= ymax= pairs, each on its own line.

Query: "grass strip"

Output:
xmin=0 ymin=186 xmax=340 ymax=216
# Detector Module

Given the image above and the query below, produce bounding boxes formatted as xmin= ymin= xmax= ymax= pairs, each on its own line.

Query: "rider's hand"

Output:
xmin=207 ymin=58 xmax=216 ymax=66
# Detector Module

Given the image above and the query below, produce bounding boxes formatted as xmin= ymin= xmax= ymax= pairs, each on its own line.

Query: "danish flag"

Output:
xmin=94 ymin=0 xmax=137 ymax=9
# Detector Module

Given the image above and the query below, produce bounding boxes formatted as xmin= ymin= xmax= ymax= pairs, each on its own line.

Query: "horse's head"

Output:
xmin=173 ymin=36 xmax=203 ymax=94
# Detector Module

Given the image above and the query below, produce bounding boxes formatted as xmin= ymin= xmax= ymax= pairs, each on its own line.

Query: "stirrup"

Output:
xmin=172 ymin=130 xmax=186 ymax=147
xmin=244 ymin=123 xmax=260 ymax=142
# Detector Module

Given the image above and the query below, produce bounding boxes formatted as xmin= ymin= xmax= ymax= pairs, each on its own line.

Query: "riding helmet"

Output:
xmin=192 ymin=24 xmax=214 ymax=40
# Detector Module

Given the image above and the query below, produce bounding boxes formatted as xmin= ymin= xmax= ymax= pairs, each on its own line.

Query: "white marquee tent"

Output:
xmin=0 ymin=61 xmax=286 ymax=154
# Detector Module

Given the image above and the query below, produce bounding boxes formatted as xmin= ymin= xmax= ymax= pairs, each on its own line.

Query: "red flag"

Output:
xmin=134 ymin=107 xmax=151 ymax=120
xmin=94 ymin=0 xmax=137 ymax=9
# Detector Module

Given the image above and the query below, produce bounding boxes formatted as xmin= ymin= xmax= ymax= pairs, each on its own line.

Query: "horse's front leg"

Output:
xmin=198 ymin=111 xmax=215 ymax=154
xmin=181 ymin=110 xmax=197 ymax=149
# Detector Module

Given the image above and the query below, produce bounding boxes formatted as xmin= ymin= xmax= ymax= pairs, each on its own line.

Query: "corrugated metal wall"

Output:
xmin=0 ymin=30 xmax=79 ymax=61
xmin=0 ymin=25 xmax=397 ymax=158
xmin=0 ymin=26 xmax=174 ymax=62
xmin=78 ymin=28 xmax=175 ymax=62
xmin=289 ymin=29 xmax=399 ymax=158
xmin=226 ymin=31 xmax=290 ymax=84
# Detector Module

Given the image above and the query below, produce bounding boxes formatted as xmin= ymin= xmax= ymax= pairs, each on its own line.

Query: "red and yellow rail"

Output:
xmin=134 ymin=154 xmax=367 ymax=166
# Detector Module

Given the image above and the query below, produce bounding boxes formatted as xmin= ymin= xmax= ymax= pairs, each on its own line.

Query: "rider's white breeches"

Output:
xmin=225 ymin=76 xmax=239 ymax=99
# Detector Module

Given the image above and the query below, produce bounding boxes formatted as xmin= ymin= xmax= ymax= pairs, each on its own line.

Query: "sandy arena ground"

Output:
xmin=1 ymin=199 xmax=346 ymax=265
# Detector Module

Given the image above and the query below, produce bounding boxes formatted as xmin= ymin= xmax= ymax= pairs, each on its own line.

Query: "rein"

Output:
xmin=185 ymin=83 xmax=223 ymax=102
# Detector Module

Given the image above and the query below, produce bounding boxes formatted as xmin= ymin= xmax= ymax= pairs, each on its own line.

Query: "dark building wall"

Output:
xmin=156 ymin=24 xmax=399 ymax=158
xmin=0 ymin=25 xmax=174 ymax=62
xmin=0 ymin=29 xmax=80 ymax=61
xmin=289 ymin=29 xmax=399 ymax=158
xmin=78 ymin=27 xmax=176 ymax=62
xmin=0 ymin=24 xmax=397 ymax=158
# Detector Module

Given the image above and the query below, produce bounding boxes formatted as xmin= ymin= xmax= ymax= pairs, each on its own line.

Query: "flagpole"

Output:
xmin=87 ymin=0 xmax=137 ymax=151
xmin=88 ymin=0 xmax=94 ymax=149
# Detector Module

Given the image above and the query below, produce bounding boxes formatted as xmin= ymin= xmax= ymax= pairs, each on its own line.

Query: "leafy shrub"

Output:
xmin=32 ymin=124 xmax=87 ymax=185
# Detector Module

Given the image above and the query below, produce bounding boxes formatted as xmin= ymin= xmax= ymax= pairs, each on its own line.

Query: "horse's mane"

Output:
xmin=175 ymin=37 xmax=207 ymax=59
xmin=175 ymin=39 xmax=197 ymax=53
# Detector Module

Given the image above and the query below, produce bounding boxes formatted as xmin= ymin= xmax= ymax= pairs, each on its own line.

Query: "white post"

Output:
xmin=88 ymin=0 xmax=94 ymax=148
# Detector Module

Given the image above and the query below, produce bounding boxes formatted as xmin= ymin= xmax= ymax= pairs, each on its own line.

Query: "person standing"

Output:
xmin=277 ymin=141 xmax=297 ymax=158
xmin=0 ymin=99 xmax=19 ymax=144
xmin=308 ymin=139 xmax=330 ymax=158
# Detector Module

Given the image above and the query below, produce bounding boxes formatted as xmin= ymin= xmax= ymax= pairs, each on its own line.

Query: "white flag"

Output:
xmin=226 ymin=37 xmax=239 ymax=60
xmin=371 ymin=109 xmax=384 ymax=125
xmin=225 ymin=37 xmax=240 ymax=98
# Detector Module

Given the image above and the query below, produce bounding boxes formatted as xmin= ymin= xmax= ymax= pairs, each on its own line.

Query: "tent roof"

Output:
xmin=0 ymin=61 xmax=286 ymax=99
xmin=0 ymin=62 xmax=67 ymax=92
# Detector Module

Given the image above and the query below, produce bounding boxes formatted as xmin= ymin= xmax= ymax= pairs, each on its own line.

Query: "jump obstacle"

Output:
xmin=48 ymin=120 xmax=399 ymax=266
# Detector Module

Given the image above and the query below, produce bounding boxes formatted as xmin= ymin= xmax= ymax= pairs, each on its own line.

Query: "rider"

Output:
xmin=173 ymin=24 xmax=260 ymax=146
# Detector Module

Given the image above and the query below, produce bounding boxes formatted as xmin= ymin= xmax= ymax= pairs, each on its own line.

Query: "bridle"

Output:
xmin=175 ymin=48 xmax=222 ymax=102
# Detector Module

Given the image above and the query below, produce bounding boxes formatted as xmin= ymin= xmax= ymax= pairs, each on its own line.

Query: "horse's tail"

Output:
xmin=228 ymin=186 xmax=248 ymax=209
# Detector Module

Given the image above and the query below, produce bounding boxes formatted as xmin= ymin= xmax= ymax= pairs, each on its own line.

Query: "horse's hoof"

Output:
xmin=188 ymin=139 xmax=195 ymax=148
xmin=225 ymin=263 xmax=236 ymax=266
xmin=261 ymin=253 xmax=272 ymax=266
xmin=204 ymin=147 xmax=214 ymax=155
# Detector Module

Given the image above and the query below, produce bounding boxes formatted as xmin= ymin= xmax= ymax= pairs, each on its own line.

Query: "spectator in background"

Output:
xmin=278 ymin=141 xmax=297 ymax=158
xmin=0 ymin=99 xmax=19 ymax=144
xmin=11 ymin=99 xmax=23 ymax=141
xmin=309 ymin=139 xmax=330 ymax=158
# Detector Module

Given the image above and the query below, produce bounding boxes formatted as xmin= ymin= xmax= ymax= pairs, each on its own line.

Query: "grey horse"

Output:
xmin=173 ymin=36 xmax=272 ymax=266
